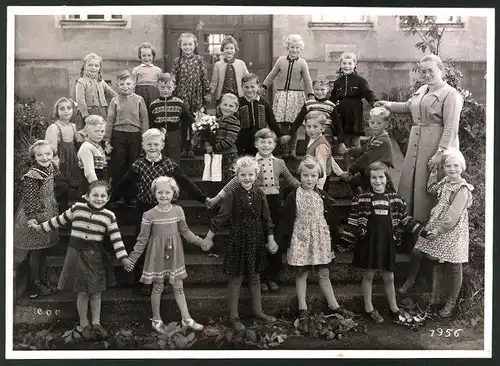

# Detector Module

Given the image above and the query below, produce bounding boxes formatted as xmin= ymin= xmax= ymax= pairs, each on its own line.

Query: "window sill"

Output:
xmin=399 ymin=22 xmax=465 ymax=31
xmin=59 ymin=19 xmax=128 ymax=29
xmin=308 ymin=22 xmax=374 ymax=31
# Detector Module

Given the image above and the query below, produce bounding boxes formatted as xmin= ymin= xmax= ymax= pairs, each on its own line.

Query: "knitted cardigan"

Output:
xmin=340 ymin=192 xmax=426 ymax=247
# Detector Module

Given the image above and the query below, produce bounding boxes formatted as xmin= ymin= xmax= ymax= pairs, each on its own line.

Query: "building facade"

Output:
xmin=14 ymin=14 xmax=487 ymax=117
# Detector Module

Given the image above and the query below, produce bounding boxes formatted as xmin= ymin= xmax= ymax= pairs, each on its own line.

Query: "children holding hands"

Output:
xmin=105 ymin=70 xmax=149 ymax=205
xmin=204 ymin=156 xmax=278 ymax=331
xmin=124 ymin=176 xmax=206 ymax=333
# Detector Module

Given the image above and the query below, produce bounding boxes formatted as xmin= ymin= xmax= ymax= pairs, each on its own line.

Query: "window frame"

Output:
xmin=56 ymin=14 xmax=131 ymax=29
xmin=398 ymin=16 xmax=466 ymax=31
xmin=308 ymin=14 xmax=375 ymax=30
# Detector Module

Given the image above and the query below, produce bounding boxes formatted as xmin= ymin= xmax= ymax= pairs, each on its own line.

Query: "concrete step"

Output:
xmin=42 ymin=252 xmax=412 ymax=287
xmin=14 ymin=282 xmax=421 ymax=325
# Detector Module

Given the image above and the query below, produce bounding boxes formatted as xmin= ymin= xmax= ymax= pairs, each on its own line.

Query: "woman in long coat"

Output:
xmin=376 ymin=54 xmax=463 ymax=223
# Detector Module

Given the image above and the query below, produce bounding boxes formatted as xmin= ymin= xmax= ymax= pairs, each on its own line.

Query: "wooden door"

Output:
xmin=163 ymin=14 xmax=273 ymax=98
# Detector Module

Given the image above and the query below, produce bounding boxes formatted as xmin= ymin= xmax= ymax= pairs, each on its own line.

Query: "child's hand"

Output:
xmin=258 ymin=87 xmax=267 ymax=97
xmin=341 ymin=172 xmax=351 ymax=181
xmin=121 ymin=258 xmax=133 ymax=271
xmin=338 ymin=143 xmax=349 ymax=155
xmin=425 ymin=230 xmax=438 ymax=241
xmin=104 ymin=141 xmax=113 ymax=154
xmin=267 ymin=239 xmax=279 ymax=254
xmin=279 ymin=135 xmax=291 ymax=145
xmin=201 ymin=238 xmax=214 ymax=251
xmin=28 ymin=219 xmax=42 ymax=231
xmin=205 ymin=197 xmax=218 ymax=209
xmin=307 ymin=94 xmax=315 ymax=101
xmin=205 ymin=94 xmax=212 ymax=103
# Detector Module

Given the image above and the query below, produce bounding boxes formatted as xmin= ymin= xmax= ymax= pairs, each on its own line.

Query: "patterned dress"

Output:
xmin=351 ymin=193 xmax=396 ymax=271
xmin=53 ymin=122 xmax=82 ymax=200
xmin=129 ymin=205 xmax=203 ymax=284
xmin=211 ymin=185 xmax=273 ymax=277
xmin=14 ymin=165 xmax=59 ymax=250
xmin=414 ymin=178 xmax=473 ymax=263
xmin=287 ymin=187 xmax=333 ymax=267
xmin=172 ymin=54 xmax=210 ymax=115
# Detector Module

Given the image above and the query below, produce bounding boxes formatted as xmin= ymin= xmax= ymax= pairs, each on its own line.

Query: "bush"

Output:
xmin=14 ymin=97 xmax=51 ymax=212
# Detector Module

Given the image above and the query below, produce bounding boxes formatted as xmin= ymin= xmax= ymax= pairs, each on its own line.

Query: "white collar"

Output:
xmin=307 ymin=135 xmax=321 ymax=147
xmin=255 ymin=153 xmax=276 ymax=160
xmin=244 ymin=95 xmax=260 ymax=103
xmin=140 ymin=63 xmax=154 ymax=67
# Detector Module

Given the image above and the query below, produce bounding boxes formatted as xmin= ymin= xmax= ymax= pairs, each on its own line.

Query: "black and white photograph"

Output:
xmin=5 ymin=5 xmax=494 ymax=358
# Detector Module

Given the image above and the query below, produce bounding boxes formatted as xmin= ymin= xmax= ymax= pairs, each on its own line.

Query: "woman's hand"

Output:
xmin=428 ymin=150 xmax=443 ymax=170
xmin=374 ymin=100 xmax=391 ymax=109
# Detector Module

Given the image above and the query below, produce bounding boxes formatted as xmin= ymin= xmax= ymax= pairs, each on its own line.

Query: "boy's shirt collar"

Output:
xmin=243 ymin=95 xmax=260 ymax=103
xmin=119 ymin=92 xmax=136 ymax=99
xmin=145 ymin=153 xmax=162 ymax=163
xmin=255 ymin=153 xmax=276 ymax=160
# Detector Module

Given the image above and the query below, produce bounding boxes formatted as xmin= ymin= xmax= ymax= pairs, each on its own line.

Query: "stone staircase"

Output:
xmin=14 ymin=141 xmax=417 ymax=325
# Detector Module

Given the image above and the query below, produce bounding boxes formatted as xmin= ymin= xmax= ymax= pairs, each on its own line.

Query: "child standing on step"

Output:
xmin=14 ymin=140 xmax=59 ymax=298
xmin=398 ymin=149 xmax=473 ymax=318
xmin=77 ymin=115 xmax=109 ymax=196
xmin=172 ymin=33 xmax=211 ymax=158
xmin=75 ymin=53 xmax=117 ymax=133
xmin=209 ymin=35 xmax=248 ymax=106
xmin=105 ymin=70 xmax=149 ymax=205
xmin=340 ymin=107 xmax=393 ymax=194
xmin=260 ymin=34 xmax=314 ymax=157
xmin=124 ymin=176 xmax=206 ymax=334
xmin=204 ymin=93 xmax=241 ymax=184
xmin=132 ymin=42 xmax=162 ymax=123
xmin=236 ymin=73 xmax=283 ymax=155
xmin=283 ymin=75 xmax=349 ymax=157
xmin=112 ymin=128 xmax=208 ymax=295
xmin=45 ymin=97 xmax=82 ymax=212
xmin=276 ymin=155 xmax=354 ymax=334
xmin=340 ymin=162 xmax=426 ymax=324
xmin=149 ymin=73 xmax=194 ymax=163
xmin=329 ymin=52 xmax=378 ymax=150
xmin=29 ymin=180 xmax=131 ymax=341
xmin=203 ymin=156 xmax=279 ymax=332
xmin=207 ymin=128 xmax=300 ymax=292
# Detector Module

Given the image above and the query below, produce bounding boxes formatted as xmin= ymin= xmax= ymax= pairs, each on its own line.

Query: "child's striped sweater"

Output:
xmin=40 ymin=202 xmax=128 ymax=259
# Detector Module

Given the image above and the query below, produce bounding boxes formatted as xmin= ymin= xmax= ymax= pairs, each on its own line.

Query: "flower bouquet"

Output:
xmin=192 ymin=111 xmax=222 ymax=182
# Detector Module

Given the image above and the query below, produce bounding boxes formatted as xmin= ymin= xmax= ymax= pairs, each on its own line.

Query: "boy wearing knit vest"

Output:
xmin=149 ymin=73 xmax=194 ymax=163
xmin=284 ymin=76 xmax=349 ymax=157
xmin=207 ymin=128 xmax=301 ymax=292
xmin=236 ymin=73 xmax=284 ymax=155
xmin=105 ymin=70 xmax=149 ymax=205
xmin=341 ymin=107 xmax=394 ymax=193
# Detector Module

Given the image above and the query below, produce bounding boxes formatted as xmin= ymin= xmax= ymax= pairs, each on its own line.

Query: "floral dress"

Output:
xmin=414 ymin=178 xmax=473 ymax=263
xmin=287 ymin=187 xmax=333 ymax=266
xmin=172 ymin=54 xmax=210 ymax=115
xmin=129 ymin=205 xmax=203 ymax=284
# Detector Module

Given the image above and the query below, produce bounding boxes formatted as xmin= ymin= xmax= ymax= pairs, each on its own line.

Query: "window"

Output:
xmin=399 ymin=16 xmax=465 ymax=29
xmin=203 ymin=33 xmax=233 ymax=64
xmin=56 ymin=14 xmax=130 ymax=29
xmin=309 ymin=14 xmax=374 ymax=30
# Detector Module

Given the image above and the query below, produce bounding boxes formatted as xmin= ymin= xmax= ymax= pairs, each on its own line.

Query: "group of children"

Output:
xmin=13 ymin=31 xmax=473 ymax=340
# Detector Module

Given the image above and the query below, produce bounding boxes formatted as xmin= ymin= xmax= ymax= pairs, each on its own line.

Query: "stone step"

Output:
xmin=14 ymin=282 xmax=421 ymax=324
xmin=42 ymin=252 xmax=412 ymax=287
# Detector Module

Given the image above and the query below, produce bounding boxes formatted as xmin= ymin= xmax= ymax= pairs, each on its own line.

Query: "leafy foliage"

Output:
xmin=13 ymin=97 xmax=51 ymax=211
xmin=398 ymin=16 xmax=446 ymax=55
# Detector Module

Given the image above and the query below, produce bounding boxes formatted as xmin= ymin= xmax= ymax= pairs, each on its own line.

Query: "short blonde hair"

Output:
xmin=441 ymin=148 xmax=466 ymax=171
xmin=420 ymin=54 xmax=444 ymax=71
xmin=339 ymin=52 xmax=357 ymax=65
xmin=221 ymin=93 xmax=239 ymax=107
xmin=284 ymin=34 xmax=305 ymax=50
xmin=51 ymin=97 xmax=75 ymax=120
xmin=305 ymin=110 xmax=327 ymax=127
xmin=84 ymin=115 xmax=106 ymax=131
xmin=234 ymin=156 xmax=260 ymax=176
xmin=142 ymin=128 xmax=165 ymax=143
xmin=150 ymin=176 xmax=180 ymax=201
xmin=369 ymin=106 xmax=391 ymax=120
xmin=298 ymin=155 xmax=324 ymax=179
xmin=29 ymin=140 xmax=55 ymax=161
